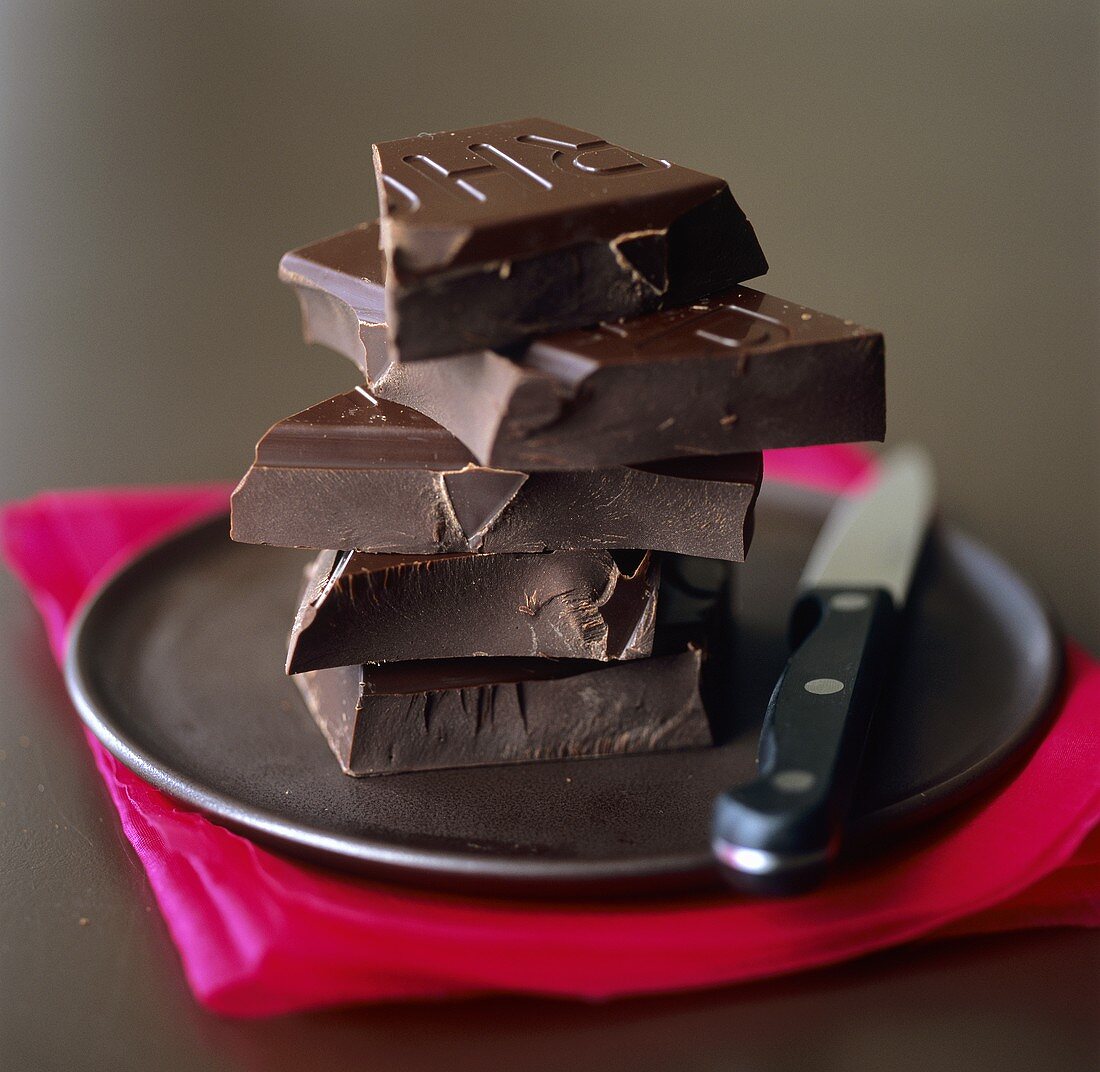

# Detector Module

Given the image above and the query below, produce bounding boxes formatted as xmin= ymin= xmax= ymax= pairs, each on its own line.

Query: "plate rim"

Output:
xmin=62 ymin=489 xmax=1065 ymax=892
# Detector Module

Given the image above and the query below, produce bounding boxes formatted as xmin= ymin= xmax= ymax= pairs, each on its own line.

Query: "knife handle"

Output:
xmin=712 ymin=586 xmax=897 ymax=896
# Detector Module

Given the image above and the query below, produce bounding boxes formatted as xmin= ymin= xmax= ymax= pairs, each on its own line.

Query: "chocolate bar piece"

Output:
xmin=280 ymin=222 xmax=884 ymax=469
xmin=279 ymin=223 xmax=386 ymax=374
xmin=230 ymin=390 xmax=760 ymax=560
xmin=294 ymin=650 xmax=712 ymax=776
xmin=373 ymin=117 xmax=768 ymax=361
xmin=286 ymin=547 xmax=659 ymax=674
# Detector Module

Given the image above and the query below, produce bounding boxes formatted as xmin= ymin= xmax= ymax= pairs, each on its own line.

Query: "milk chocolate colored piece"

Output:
xmin=230 ymin=390 xmax=760 ymax=560
xmin=286 ymin=546 xmax=659 ymax=674
xmin=280 ymin=223 xmax=884 ymax=470
xmin=373 ymin=117 xmax=768 ymax=361
xmin=294 ymin=650 xmax=712 ymax=776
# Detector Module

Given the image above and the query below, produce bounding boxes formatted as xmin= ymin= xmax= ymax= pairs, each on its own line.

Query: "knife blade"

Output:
xmin=712 ymin=445 xmax=937 ymax=895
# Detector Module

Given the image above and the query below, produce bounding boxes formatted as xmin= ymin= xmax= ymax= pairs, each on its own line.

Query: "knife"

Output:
xmin=712 ymin=445 xmax=937 ymax=895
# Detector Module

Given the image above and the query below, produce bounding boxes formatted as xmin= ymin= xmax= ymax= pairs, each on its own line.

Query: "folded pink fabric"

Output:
xmin=3 ymin=446 xmax=1098 ymax=1018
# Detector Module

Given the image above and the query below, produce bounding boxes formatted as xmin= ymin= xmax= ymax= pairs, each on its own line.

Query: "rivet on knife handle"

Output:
xmin=711 ymin=586 xmax=898 ymax=895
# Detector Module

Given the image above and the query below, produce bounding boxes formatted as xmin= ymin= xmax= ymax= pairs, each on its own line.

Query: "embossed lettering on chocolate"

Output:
xmin=373 ymin=118 xmax=768 ymax=360
xmin=295 ymin=650 xmax=713 ymax=776
xmin=285 ymin=547 xmax=660 ymax=674
xmin=230 ymin=390 xmax=761 ymax=559
xmin=280 ymin=222 xmax=884 ymax=470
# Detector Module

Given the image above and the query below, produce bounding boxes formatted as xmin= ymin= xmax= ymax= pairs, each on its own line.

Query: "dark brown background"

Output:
xmin=1 ymin=2 xmax=1097 ymax=1070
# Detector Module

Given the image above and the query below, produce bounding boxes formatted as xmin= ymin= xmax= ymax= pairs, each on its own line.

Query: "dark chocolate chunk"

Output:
xmin=230 ymin=389 xmax=760 ymax=560
xmin=373 ymin=117 xmax=767 ymax=360
xmin=280 ymin=222 xmax=884 ymax=470
xmin=285 ymin=546 xmax=659 ymax=674
xmin=280 ymin=224 xmax=386 ymax=376
xmin=294 ymin=650 xmax=712 ymax=776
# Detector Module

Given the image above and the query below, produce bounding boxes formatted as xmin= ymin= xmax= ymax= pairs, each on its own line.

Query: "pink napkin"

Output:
xmin=3 ymin=446 xmax=1098 ymax=1018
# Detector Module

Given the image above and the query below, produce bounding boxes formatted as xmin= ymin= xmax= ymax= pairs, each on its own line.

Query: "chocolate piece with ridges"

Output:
xmin=373 ymin=117 xmax=767 ymax=360
xmin=286 ymin=546 xmax=659 ymax=674
xmin=230 ymin=390 xmax=760 ymax=560
xmin=279 ymin=222 xmax=884 ymax=470
xmin=294 ymin=650 xmax=712 ymax=776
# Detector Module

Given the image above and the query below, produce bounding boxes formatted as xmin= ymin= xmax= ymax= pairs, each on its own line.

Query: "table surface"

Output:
xmin=1 ymin=2 xmax=1097 ymax=1069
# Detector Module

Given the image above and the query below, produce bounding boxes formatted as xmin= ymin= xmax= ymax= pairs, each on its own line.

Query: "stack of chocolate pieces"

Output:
xmin=231 ymin=119 xmax=885 ymax=776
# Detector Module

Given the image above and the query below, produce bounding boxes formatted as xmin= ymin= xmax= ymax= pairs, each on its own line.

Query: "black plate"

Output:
xmin=64 ymin=485 xmax=1062 ymax=897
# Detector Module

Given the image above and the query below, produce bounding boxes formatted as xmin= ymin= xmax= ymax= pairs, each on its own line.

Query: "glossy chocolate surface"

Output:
xmin=280 ymin=223 xmax=884 ymax=469
xmin=231 ymin=389 xmax=760 ymax=559
xmin=373 ymin=118 xmax=767 ymax=359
